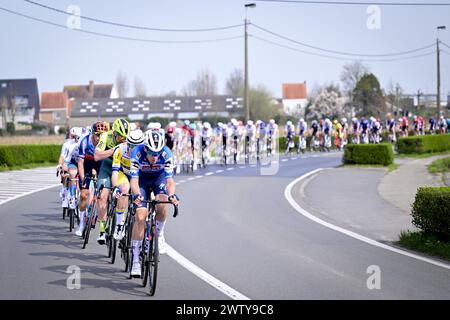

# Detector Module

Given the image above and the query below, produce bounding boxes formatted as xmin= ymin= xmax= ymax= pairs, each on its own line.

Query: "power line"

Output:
xmin=441 ymin=41 xmax=450 ymax=49
xmin=250 ymin=34 xmax=436 ymax=62
xmin=0 ymin=6 xmax=243 ymax=44
xmin=23 ymin=0 xmax=244 ymax=32
xmin=251 ymin=23 xmax=436 ymax=57
xmin=252 ymin=0 xmax=450 ymax=6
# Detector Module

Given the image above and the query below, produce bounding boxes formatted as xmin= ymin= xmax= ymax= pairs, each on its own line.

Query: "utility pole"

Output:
xmin=244 ymin=3 xmax=255 ymax=122
xmin=437 ymin=26 xmax=446 ymax=118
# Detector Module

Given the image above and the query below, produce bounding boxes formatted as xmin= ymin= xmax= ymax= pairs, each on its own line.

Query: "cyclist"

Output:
xmin=244 ymin=120 xmax=256 ymax=160
xmin=62 ymin=127 xmax=83 ymax=210
xmin=255 ymin=120 xmax=266 ymax=159
xmin=267 ymin=119 xmax=278 ymax=155
xmin=429 ymin=117 xmax=436 ymax=134
xmin=75 ymin=121 xmax=109 ymax=237
xmin=93 ymin=118 xmax=131 ymax=244
xmin=399 ymin=116 xmax=409 ymax=137
xmin=57 ymin=128 xmax=77 ymax=206
xmin=446 ymin=117 xmax=450 ymax=133
xmin=437 ymin=116 xmax=446 ymax=134
xmin=201 ymin=122 xmax=212 ymax=165
xmin=297 ymin=118 xmax=307 ymax=152
xmin=386 ymin=114 xmax=396 ymax=142
xmin=284 ymin=120 xmax=296 ymax=154
xmin=323 ymin=118 xmax=333 ymax=149
xmin=333 ymin=119 xmax=343 ymax=149
xmin=351 ymin=117 xmax=361 ymax=144
xmin=111 ymin=129 xmax=145 ymax=240
xmin=369 ymin=117 xmax=381 ymax=144
xmin=310 ymin=120 xmax=320 ymax=150
xmin=340 ymin=118 xmax=348 ymax=147
xmin=130 ymin=130 xmax=179 ymax=277
xmin=360 ymin=117 xmax=370 ymax=144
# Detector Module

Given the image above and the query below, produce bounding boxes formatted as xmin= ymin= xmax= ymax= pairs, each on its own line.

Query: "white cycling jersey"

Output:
xmin=245 ymin=124 xmax=256 ymax=138
xmin=62 ymin=139 xmax=80 ymax=165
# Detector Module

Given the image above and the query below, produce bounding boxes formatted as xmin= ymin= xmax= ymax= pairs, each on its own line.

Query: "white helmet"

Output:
xmin=299 ymin=118 xmax=305 ymax=123
xmin=269 ymin=119 xmax=275 ymax=125
xmin=203 ymin=122 xmax=211 ymax=129
xmin=286 ymin=120 xmax=292 ymax=126
xmin=169 ymin=121 xmax=177 ymax=128
xmin=341 ymin=117 xmax=347 ymax=124
xmin=144 ymin=130 xmax=165 ymax=154
xmin=247 ymin=120 xmax=254 ymax=126
xmin=70 ymin=127 xmax=81 ymax=138
xmin=217 ymin=122 xmax=223 ymax=128
xmin=352 ymin=117 xmax=357 ymax=122
xmin=231 ymin=118 xmax=238 ymax=126
xmin=127 ymin=129 xmax=144 ymax=145
xmin=149 ymin=122 xmax=161 ymax=130
xmin=370 ymin=117 xmax=375 ymax=122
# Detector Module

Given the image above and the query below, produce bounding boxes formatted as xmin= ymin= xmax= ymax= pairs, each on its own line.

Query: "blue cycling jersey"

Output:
xmin=78 ymin=134 xmax=97 ymax=161
xmin=130 ymin=145 xmax=173 ymax=180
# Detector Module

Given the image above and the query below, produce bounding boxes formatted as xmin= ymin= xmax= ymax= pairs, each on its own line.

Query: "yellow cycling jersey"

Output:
xmin=96 ymin=130 xmax=116 ymax=152
xmin=112 ymin=143 xmax=132 ymax=178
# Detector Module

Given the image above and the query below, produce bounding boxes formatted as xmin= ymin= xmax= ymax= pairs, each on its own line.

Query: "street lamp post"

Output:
xmin=244 ymin=3 xmax=255 ymax=122
xmin=437 ymin=25 xmax=446 ymax=118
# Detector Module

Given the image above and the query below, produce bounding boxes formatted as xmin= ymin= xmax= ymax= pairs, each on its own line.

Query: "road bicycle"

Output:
xmin=82 ymin=175 xmax=100 ymax=249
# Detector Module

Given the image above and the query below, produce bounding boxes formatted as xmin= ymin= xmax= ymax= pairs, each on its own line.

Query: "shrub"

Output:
xmin=343 ymin=143 xmax=394 ymax=166
xmin=411 ymin=186 xmax=450 ymax=240
xmin=397 ymin=134 xmax=450 ymax=154
xmin=0 ymin=144 xmax=61 ymax=168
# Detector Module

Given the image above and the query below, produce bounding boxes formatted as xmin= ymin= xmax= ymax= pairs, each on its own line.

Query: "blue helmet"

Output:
xmin=189 ymin=123 xmax=196 ymax=130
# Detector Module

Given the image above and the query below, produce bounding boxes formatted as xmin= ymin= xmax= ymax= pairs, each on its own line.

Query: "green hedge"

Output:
xmin=0 ymin=144 xmax=61 ymax=168
xmin=343 ymin=143 xmax=394 ymax=166
xmin=411 ymin=187 xmax=450 ymax=240
xmin=397 ymin=134 xmax=450 ymax=154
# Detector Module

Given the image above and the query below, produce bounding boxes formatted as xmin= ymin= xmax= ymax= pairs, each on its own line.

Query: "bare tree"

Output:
xmin=340 ymin=61 xmax=370 ymax=99
xmin=182 ymin=68 xmax=218 ymax=96
xmin=133 ymin=76 xmax=147 ymax=98
xmin=115 ymin=71 xmax=129 ymax=98
xmin=225 ymin=68 xmax=244 ymax=96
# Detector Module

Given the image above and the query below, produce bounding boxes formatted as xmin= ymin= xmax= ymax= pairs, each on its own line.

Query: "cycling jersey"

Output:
xmin=112 ymin=143 xmax=133 ymax=178
xmin=361 ymin=121 xmax=369 ymax=133
xmin=298 ymin=122 xmax=307 ymax=135
xmin=267 ymin=124 xmax=278 ymax=137
xmin=78 ymin=134 xmax=97 ymax=161
xmin=130 ymin=145 xmax=173 ymax=180
xmin=95 ymin=130 xmax=116 ymax=159
xmin=324 ymin=120 xmax=332 ymax=134
xmin=63 ymin=139 xmax=80 ymax=167
xmin=245 ymin=124 xmax=256 ymax=138
xmin=285 ymin=124 xmax=296 ymax=139
xmin=165 ymin=133 xmax=175 ymax=150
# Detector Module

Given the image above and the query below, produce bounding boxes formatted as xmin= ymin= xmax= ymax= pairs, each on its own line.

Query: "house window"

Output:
xmin=54 ymin=112 xmax=61 ymax=120
xmin=1 ymin=83 xmax=6 ymax=88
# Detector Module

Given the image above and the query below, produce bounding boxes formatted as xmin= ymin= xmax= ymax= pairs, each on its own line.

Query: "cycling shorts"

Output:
xmin=116 ymin=171 xmax=130 ymax=186
xmin=80 ymin=159 xmax=101 ymax=190
xmin=98 ymin=158 xmax=113 ymax=190
xmin=135 ymin=173 xmax=168 ymax=209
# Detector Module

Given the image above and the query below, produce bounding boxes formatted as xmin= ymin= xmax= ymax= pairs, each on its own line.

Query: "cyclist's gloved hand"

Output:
xmin=112 ymin=186 xmax=122 ymax=199
xmin=133 ymin=194 xmax=143 ymax=205
xmin=168 ymin=194 xmax=179 ymax=206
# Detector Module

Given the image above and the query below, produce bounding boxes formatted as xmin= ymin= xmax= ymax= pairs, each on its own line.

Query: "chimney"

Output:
xmin=88 ymin=80 xmax=94 ymax=98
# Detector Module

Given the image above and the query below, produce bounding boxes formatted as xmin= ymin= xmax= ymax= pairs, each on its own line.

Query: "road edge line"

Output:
xmin=284 ymin=168 xmax=450 ymax=270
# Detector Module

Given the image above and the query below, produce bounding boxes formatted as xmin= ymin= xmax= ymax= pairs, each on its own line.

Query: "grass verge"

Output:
xmin=427 ymin=157 xmax=450 ymax=173
xmin=0 ymin=162 xmax=57 ymax=172
xmin=398 ymin=230 xmax=450 ymax=261
xmin=396 ymin=150 xmax=450 ymax=159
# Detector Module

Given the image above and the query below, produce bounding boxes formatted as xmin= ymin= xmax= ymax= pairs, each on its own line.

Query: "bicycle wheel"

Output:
xmin=62 ymin=207 xmax=67 ymax=220
xmin=82 ymin=201 xmax=96 ymax=249
xmin=141 ymin=237 xmax=148 ymax=287
xmin=69 ymin=209 xmax=74 ymax=232
xmin=148 ymin=226 xmax=159 ymax=296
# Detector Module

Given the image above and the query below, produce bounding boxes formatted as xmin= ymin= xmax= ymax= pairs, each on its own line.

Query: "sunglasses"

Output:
xmin=114 ymin=131 xmax=126 ymax=143
xmin=144 ymin=146 xmax=162 ymax=157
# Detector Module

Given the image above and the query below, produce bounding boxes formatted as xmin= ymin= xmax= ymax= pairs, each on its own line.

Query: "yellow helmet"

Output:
xmin=112 ymin=118 xmax=130 ymax=141
xmin=333 ymin=119 xmax=338 ymax=124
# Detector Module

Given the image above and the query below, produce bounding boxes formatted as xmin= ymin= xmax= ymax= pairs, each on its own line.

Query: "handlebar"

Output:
xmin=122 ymin=194 xmax=179 ymax=218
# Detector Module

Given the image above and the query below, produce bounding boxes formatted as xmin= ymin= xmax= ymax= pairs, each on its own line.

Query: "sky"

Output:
xmin=1 ymin=0 xmax=450 ymax=99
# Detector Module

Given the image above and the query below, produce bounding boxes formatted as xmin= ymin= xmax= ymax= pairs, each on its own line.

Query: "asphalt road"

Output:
xmin=1 ymin=152 xmax=449 ymax=299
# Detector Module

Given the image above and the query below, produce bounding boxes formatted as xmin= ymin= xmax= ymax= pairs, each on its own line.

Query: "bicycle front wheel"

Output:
xmin=147 ymin=227 xmax=159 ymax=296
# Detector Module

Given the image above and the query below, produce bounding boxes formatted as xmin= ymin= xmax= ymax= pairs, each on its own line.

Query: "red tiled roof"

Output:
xmin=40 ymin=92 xmax=68 ymax=109
xmin=282 ymin=83 xmax=307 ymax=99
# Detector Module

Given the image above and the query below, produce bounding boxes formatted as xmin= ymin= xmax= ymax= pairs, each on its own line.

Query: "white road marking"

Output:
xmin=239 ymin=166 xmax=246 ymax=169
xmin=215 ymin=170 xmax=224 ymax=173
xmin=205 ymin=172 xmax=214 ymax=176
xmin=226 ymin=168 xmax=234 ymax=171
xmin=196 ymin=175 xmax=204 ymax=179
xmin=284 ymin=169 xmax=450 ymax=271
xmin=0 ymin=184 xmax=60 ymax=206
xmin=188 ymin=177 xmax=195 ymax=181
xmin=166 ymin=244 xmax=250 ymax=300
xmin=292 ymin=157 xmax=298 ymax=160
xmin=281 ymin=159 xmax=289 ymax=162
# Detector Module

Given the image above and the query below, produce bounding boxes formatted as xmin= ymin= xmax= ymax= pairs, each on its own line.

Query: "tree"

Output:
xmin=133 ymin=76 xmax=147 ymax=98
xmin=249 ymin=85 xmax=281 ymax=121
xmin=306 ymin=84 xmax=347 ymax=120
xmin=353 ymin=73 xmax=385 ymax=117
xmin=340 ymin=61 xmax=370 ymax=99
xmin=115 ymin=71 xmax=129 ymax=98
xmin=225 ymin=68 xmax=244 ymax=96
xmin=182 ymin=68 xmax=218 ymax=96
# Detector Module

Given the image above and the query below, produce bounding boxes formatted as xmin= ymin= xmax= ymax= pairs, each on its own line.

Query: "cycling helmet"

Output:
xmin=333 ymin=119 xmax=338 ymax=125
xmin=112 ymin=118 xmax=130 ymax=137
xmin=127 ymin=129 xmax=144 ymax=145
xmin=183 ymin=120 xmax=190 ymax=126
xmin=69 ymin=127 xmax=79 ymax=137
xmin=169 ymin=121 xmax=177 ymax=128
xmin=144 ymin=130 xmax=165 ymax=154
xmin=147 ymin=122 xmax=162 ymax=131
xmin=341 ymin=118 xmax=347 ymax=124
xmin=217 ymin=122 xmax=223 ymax=128
xmin=351 ymin=117 xmax=357 ymax=122
xmin=189 ymin=123 xmax=197 ymax=130
xmin=413 ymin=115 xmax=417 ymax=120
xmin=247 ymin=120 xmax=254 ymax=126
xmin=92 ymin=121 xmax=109 ymax=134
xmin=312 ymin=120 xmax=318 ymax=125
xmin=286 ymin=120 xmax=292 ymax=126
xmin=269 ymin=119 xmax=275 ymax=125
xmin=203 ymin=122 xmax=211 ymax=129
xmin=167 ymin=126 xmax=174 ymax=134
xmin=299 ymin=118 xmax=305 ymax=123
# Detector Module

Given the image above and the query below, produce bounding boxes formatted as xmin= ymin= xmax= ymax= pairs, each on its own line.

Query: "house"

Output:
xmin=282 ymin=82 xmax=308 ymax=116
xmin=69 ymin=95 xmax=244 ymax=127
xmin=63 ymin=80 xmax=113 ymax=100
xmin=0 ymin=79 xmax=40 ymax=130
xmin=39 ymin=92 xmax=69 ymax=126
